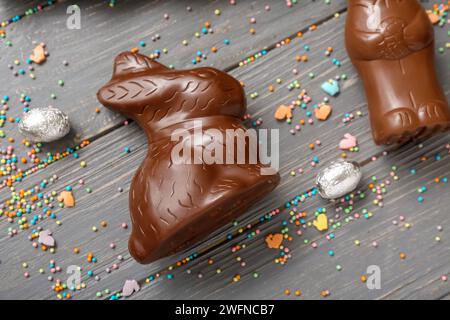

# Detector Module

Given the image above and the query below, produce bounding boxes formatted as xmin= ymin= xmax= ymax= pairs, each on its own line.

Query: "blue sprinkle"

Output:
xmin=321 ymin=79 xmax=340 ymax=96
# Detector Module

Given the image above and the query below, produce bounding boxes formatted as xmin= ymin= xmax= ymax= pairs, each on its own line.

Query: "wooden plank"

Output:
xmin=0 ymin=0 xmax=348 ymax=300
xmin=1 ymin=125 xmax=448 ymax=299
xmin=127 ymin=134 xmax=450 ymax=300
xmin=0 ymin=0 xmax=346 ymax=157
xmin=0 ymin=1 xmax=43 ymax=20
xmin=128 ymin=134 xmax=450 ymax=300
xmin=1 ymin=5 xmax=449 ymax=299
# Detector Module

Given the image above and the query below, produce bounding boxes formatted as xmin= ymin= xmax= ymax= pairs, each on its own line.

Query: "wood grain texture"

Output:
xmin=0 ymin=0 xmax=346 ymax=157
xmin=1 ymin=124 xmax=449 ymax=300
xmin=0 ymin=0 xmax=449 ymax=300
xmin=0 ymin=0 xmax=42 ymax=18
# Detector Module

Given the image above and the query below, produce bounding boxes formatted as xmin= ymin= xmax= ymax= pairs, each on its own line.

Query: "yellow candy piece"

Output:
xmin=313 ymin=214 xmax=328 ymax=231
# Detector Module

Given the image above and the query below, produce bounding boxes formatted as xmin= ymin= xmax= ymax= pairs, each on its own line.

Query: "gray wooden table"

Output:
xmin=0 ymin=0 xmax=449 ymax=300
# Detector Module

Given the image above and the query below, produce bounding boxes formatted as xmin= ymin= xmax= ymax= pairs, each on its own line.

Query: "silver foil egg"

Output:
xmin=316 ymin=160 xmax=362 ymax=200
xmin=19 ymin=106 xmax=70 ymax=143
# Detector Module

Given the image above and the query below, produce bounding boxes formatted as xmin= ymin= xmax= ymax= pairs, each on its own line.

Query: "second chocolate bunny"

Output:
xmin=346 ymin=0 xmax=450 ymax=145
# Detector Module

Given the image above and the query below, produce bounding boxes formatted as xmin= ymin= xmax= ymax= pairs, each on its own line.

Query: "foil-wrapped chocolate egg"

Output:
xmin=19 ymin=106 xmax=70 ymax=143
xmin=316 ymin=160 xmax=362 ymax=200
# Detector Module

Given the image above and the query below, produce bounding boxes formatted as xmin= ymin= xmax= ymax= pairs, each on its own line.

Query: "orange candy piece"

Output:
xmin=428 ymin=11 xmax=440 ymax=24
xmin=314 ymin=104 xmax=332 ymax=121
xmin=274 ymin=105 xmax=292 ymax=120
xmin=57 ymin=191 xmax=75 ymax=207
xmin=265 ymin=233 xmax=283 ymax=249
xmin=30 ymin=44 xmax=46 ymax=64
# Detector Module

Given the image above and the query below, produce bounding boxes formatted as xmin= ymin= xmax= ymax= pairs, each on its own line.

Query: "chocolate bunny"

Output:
xmin=98 ymin=52 xmax=279 ymax=264
xmin=346 ymin=0 xmax=450 ymax=145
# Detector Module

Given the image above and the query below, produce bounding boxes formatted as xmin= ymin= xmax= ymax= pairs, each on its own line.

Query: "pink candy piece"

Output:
xmin=38 ymin=230 xmax=55 ymax=247
xmin=339 ymin=133 xmax=358 ymax=150
xmin=122 ymin=279 xmax=140 ymax=297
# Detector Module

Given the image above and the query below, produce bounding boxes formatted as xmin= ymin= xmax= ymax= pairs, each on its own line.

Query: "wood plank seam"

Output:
xmin=0 ymin=4 xmax=349 ymax=189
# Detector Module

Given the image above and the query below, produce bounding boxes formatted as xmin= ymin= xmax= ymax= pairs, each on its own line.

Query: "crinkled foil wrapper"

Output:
xmin=19 ymin=106 xmax=70 ymax=143
xmin=316 ymin=160 xmax=362 ymax=200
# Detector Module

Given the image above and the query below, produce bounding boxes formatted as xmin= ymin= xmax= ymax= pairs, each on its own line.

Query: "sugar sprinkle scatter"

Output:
xmin=0 ymin=0 xmax=449 ymax=300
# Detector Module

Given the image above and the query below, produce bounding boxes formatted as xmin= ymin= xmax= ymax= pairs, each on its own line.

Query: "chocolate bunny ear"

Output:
xmin=112 ymin=52 xmax=169 ymax=79
xmin=97 ymin=75 xmax=159 ymax=116
xmin=98 ymin=52 xmax=166 ymax=116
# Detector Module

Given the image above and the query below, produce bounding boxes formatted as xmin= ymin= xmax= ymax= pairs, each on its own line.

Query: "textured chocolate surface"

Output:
xmin=97 ymin=52 xmax=280 ymax=264
xmin=345 ymin=0 xmax=450 ymax=145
